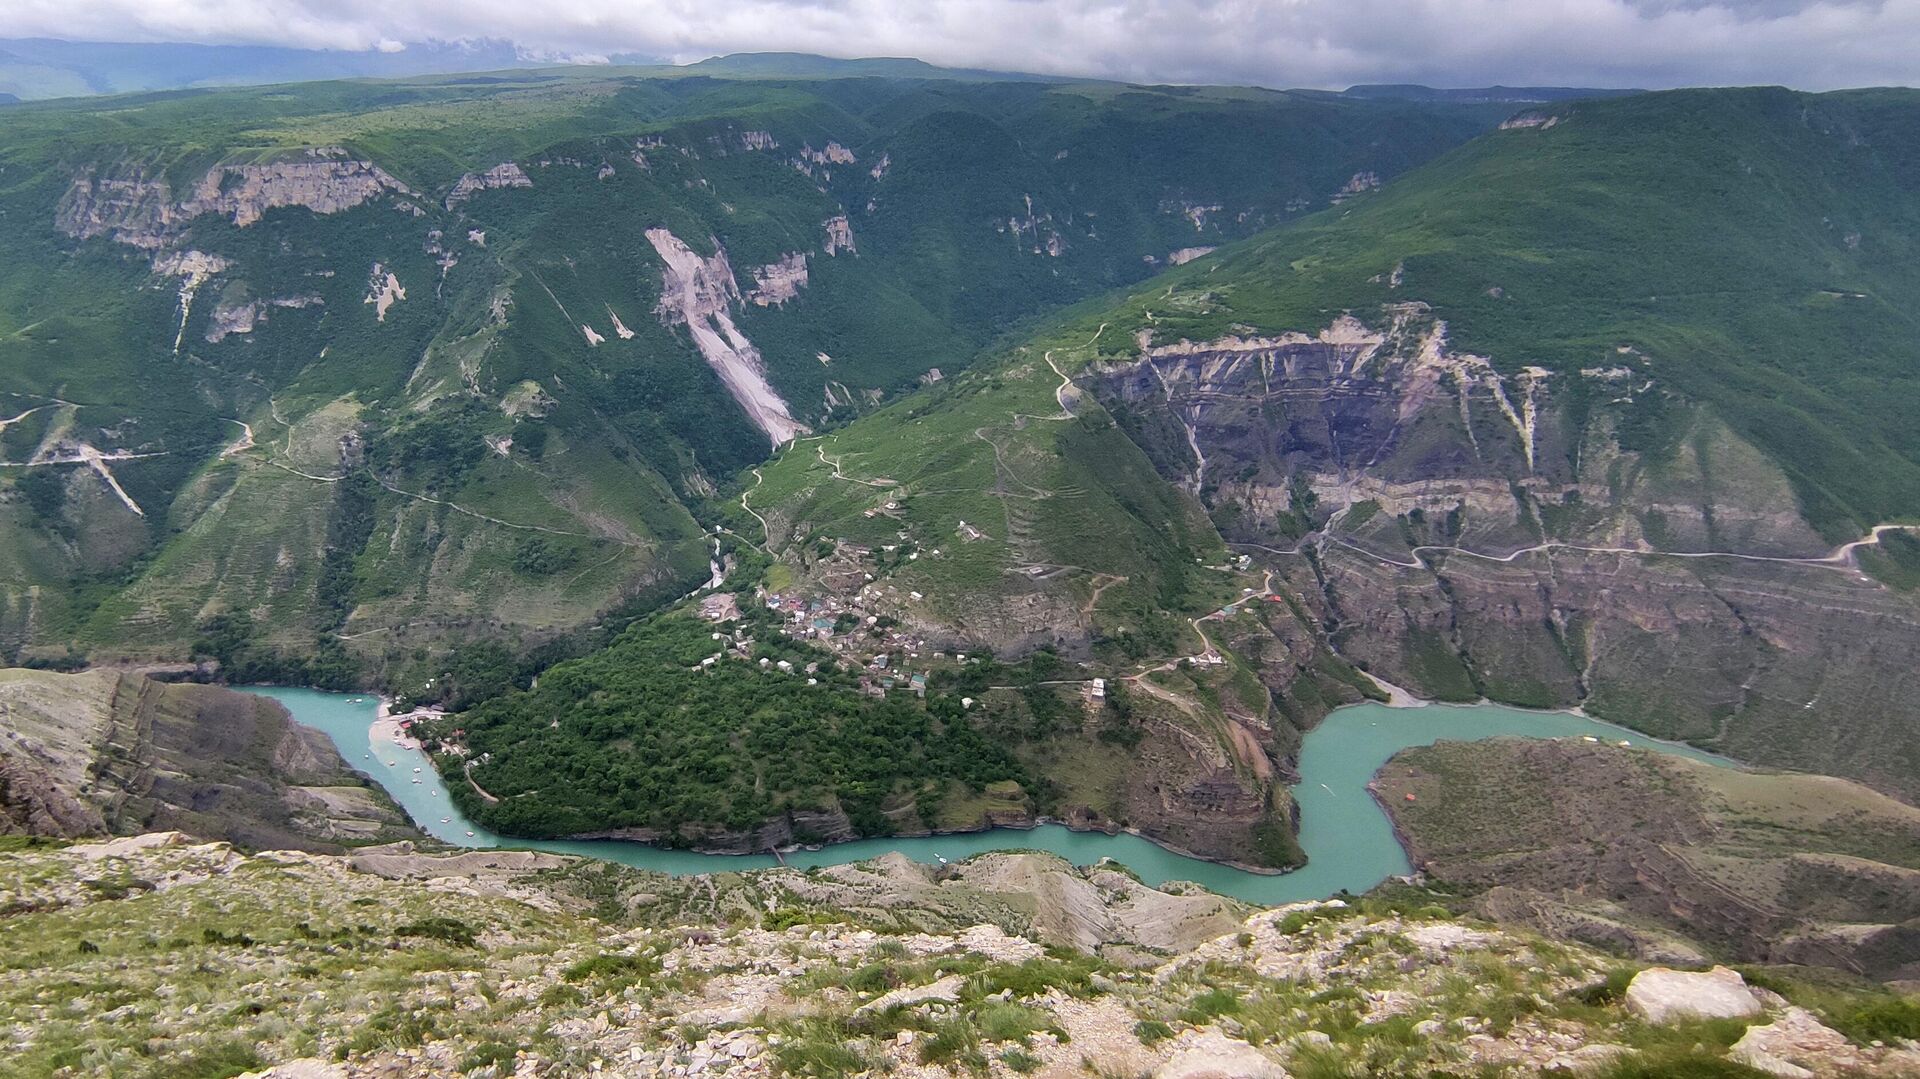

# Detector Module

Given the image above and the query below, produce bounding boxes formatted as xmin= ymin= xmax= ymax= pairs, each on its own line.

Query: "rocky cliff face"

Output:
xmin=57 ymin=152 xmax=410 ymax=247
xmin=1096 ymin=308 xmax=1827 ymax=556
xmin=567 ymin=801 xmax=859 ymax=853
xmin=1380 ymin=738 xmax=1920 ymax=982
xmin=745 ymin=251 xmax=808 ymax=306
xmin=444 ymin=162 xmax=532 ymax=208
xmin=1091 ymin=306 xmax=1920 ymax=800
xmin=0 ymin=668 xmax=411 ymax=850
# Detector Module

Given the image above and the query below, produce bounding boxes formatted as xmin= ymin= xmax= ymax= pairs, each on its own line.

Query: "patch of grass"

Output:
xmin=1593 ymin=1051 xmax=1772 ymax=1078
xmin=156 ymin=1040 xmax=265 ymax=1079
xmin=770 ymin=1017 xmax=877 ymax=1078
xmin=918 ymin=1016 xmax=988 ymax=1073
xmin=1134 ymin=1019 xmax=1175 ymax=1045
xmin=1826 ymin=996 xmax=1920 ymax=1044
xmin=1000 ymin=1047 xmax=1043 ymax=1073
xmin=1179 ymin=987 xmax=1243 ymax=1023
xmin=965 ymin=954 xmax=1106 ymax=1001
xmin=393 ymin=916 xmax=479 ymax=948
xmin=562 ymin=951 xmax=661 ymax=990
xmin=975 ymin=1001 xmax=1050 ymax=1044
xmin=458 ymin=1041 xmax=522 ymax=1073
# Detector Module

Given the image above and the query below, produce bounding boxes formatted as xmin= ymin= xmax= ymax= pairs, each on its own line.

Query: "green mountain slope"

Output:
xmin=1109 ymin=86 xmax=1920 ymax=536
xmin=0 ymin=68 xmax=1497 ymax=677
xmin=730 ymin=85 xmax=1920 ymax=826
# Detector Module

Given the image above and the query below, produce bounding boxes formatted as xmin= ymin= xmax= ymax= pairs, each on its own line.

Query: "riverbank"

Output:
xmin=712 ymin=814 xmax=1296 ymax=877
xmin=246 ymin=686 xmax=1735 ymax=903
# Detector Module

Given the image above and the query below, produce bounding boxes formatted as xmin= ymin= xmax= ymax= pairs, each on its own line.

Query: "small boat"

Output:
xmin=412 ymin=778 xmax=421 ymax=784
xmin=465 ymin=831 xmax=475 ymax=837
xmin=440 ymin=817 xmax=451 ymax=824
xmin=935 ymin=854 xmax=948 ymax=865
xmin=412 ymin=767 xmax=421 ymax=773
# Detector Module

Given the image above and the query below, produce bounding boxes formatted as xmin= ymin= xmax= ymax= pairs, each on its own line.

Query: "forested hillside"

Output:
xmin=0 ymin=66 xmax=1496 ymax=681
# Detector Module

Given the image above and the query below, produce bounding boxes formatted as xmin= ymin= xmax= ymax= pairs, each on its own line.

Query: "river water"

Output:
xmin=248 ymin=688 xmax=1727 ymax=904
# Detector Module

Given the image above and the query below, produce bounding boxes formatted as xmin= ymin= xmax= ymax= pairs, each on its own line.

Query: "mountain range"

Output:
xmin=0 ymin=54 xmax=1918 ymax=1023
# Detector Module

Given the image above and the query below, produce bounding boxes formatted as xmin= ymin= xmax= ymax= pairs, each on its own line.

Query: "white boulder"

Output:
xmin=1623 ymin=966 xmax=1763 ymax=1024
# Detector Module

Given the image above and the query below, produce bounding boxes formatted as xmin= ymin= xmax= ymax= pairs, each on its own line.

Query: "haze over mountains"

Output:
xmin=0 ymin=39 xmax=1641 ymax=103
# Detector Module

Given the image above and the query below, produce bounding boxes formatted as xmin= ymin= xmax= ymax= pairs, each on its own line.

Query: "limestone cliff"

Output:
xmin=444 ymin=162 xmax=532 ymax=208
xmin=57 ymin=152 xmax=410 ymax=247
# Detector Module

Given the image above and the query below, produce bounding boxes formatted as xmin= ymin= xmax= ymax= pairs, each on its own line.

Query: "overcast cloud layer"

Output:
xmin=1 ymin=0 xmax=1913 ymax=91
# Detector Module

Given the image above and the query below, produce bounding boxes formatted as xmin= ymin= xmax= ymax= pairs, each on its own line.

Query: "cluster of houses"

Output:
xmin=698 ymin=581 xmax=965 ymax=700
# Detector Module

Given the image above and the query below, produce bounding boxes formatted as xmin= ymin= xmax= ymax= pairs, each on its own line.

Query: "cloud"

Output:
xmin=0 ymin=0 xmax=1913 ymax=90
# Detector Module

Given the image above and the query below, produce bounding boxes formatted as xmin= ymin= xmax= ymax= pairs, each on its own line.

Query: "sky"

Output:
xmin=0 ymin=0 xmax=1914 ymax=91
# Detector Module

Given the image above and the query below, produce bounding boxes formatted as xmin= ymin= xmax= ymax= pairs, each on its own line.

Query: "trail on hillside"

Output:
xmin=219 ymin=418 xmax=254 ymax=458
xmin=1324 ymin=525 xmax=1920 ymax=574
xmin=740 ymin=467 xmax=771 ymax=543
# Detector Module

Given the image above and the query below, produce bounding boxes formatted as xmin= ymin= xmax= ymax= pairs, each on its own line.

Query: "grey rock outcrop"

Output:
xmin=1623 ymin=966 xmax=1763 ymax=1024
xmin=444 ymin=162 xmax=532 ymax=208
xmin=58 ymin=153 xmax=410 ymax=248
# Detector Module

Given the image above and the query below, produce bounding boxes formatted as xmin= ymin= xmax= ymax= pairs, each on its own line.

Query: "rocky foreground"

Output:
xmin=4 ymin=834 xmax=1919 ymax=1077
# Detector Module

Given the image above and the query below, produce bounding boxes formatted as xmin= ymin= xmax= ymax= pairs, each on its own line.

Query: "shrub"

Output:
xmin=1134 ymin=1019 xmax=1174 ymax=1045
xmin=393 ymin=917 xmax=479 ymax=948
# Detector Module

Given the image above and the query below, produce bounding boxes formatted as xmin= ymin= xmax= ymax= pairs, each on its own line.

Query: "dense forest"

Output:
xmin=427 ymin=616 xmax=1034 ymax=841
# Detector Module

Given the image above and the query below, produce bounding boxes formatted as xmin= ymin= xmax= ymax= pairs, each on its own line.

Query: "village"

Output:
xmin=694 ymin=537 xmax=1114 ymax=709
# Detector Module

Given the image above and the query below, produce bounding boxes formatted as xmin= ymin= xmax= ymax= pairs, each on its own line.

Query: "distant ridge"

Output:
xmin=0 ymin=36 xmax=591 ymax=100
xmin=684 ymin=51 xmax=1079 ymax=84
xmin=1339 ymin=83 xmax=1643 ymax=103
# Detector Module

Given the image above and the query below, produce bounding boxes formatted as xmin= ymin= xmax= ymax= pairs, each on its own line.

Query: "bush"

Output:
xmin=563 ymin=951 xmax=660 ymax=988
xmin=1827 ymin=996 xmax=1920 ymax=1044
xmin=393 ymin=917 xmax=479 ymax=948
xmin=1134 ymin=1019 xmax=1174 ymax=1045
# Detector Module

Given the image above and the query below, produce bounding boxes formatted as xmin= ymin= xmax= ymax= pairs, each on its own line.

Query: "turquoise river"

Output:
xmin=247 ymin=688 xmax=1728 ymax=904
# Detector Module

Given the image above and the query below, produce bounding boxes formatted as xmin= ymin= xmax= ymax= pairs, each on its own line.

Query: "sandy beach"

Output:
xmin=372 ymin=698 xmax=445 ymax=750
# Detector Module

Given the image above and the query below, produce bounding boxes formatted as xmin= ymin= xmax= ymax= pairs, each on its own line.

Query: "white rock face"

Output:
xmin=363 ymin=264 xmax=406 ymax=323
xmin=152 ymin=249 xmax=231 ymax=351
xmin=644 ymin=228 xmax=808 ymax=446
xmin=58 ymin=156 xmax=409 ymax=248
xmin=1729 ymin=1007 xmax=1871 ymax=1078
xmin=186 ymin=159 xmax=411 ymax=227
xmin=857 ymin=973 xmax=966 ymax=1015
xmin=237 ymin=1060 xmax=349 ymax=1079
xmin=1623 ymin=966 xmax=1763 ymax=1024
xmin=1331 ymin=171 xmax=1381 ymax=203
xmin=746 ymin=253 xmax=808 ymax=306
xmin=1154 ymin=1030 xmax=1288 ymax=1079
xmin=823 ymin=214 xmax=856 ymax=255
xmin=445 ymin=162 xmax=532 ymax=208
xmin=1168 ymin=246 xmax=1217 ymax=266
xmin=205 ymin=293 xmax=323 ymax=343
